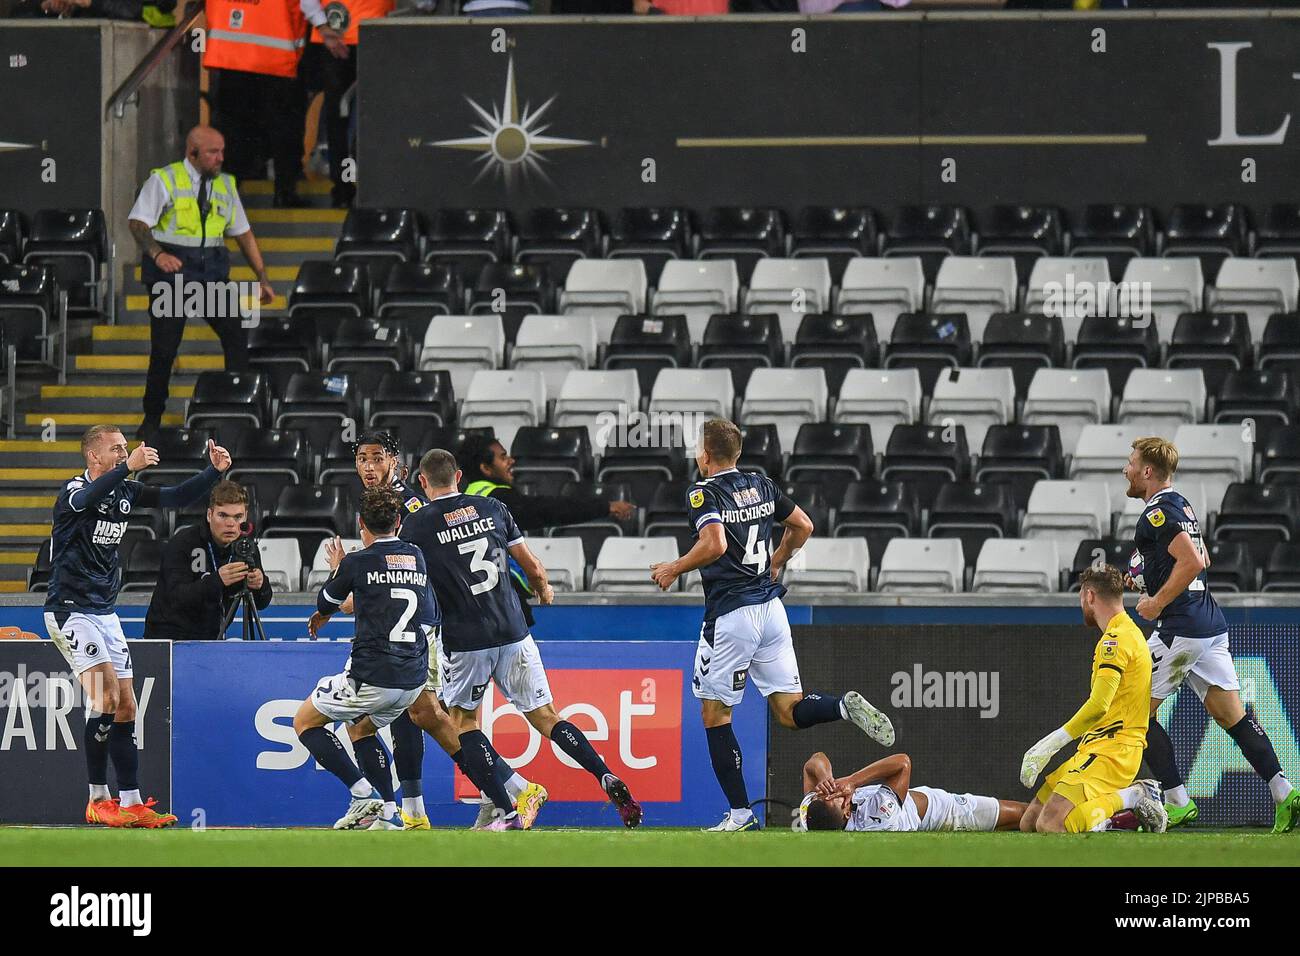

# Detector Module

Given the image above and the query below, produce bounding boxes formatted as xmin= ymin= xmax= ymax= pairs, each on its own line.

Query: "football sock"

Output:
xmin=450 ymin=748 xmax=468 ymax=775
xmin=1064 ymin=792 xmax=1124 ymax=833
xmin=1116 ymin=783 xmax=1146 ymax=810
xmin=1165 ymin=785 xmax=1191 ymax=808
xmin=119 ymin=789 xmax=142 ymax=808
xmin=108 ymin=720 xmax=139 ymax=792
xmin=1143 ymin=718 xmax=1184 ymax=792
xmin=1226 ymin=713 xmax=1285 ymax=792
xmin=89 ymin=784 xmax=111 ymax=801
xmin=792 ymin=693 xmax=845 ymax=729
xmin=1269 ymin=772 xmax=1294 ymax=804
xmin=382 ymin=801 xmax=398 ymax=820
xmin=550 ymin=720 xmax=612 ymax=781
xmin=705 ymin=723 xmax=750 ymax=811
xmin=390 ymin=710 xmax=425 ymax=798
xmin=729 ymin=808 xmax=754 ymax=825
xmin=83 ymin=710 xmax=113 ymax=788
xmin=402 ymin=796 xmax=426 ymax=818
xmin=349 ymin=778 xmax=374 ymax=800
xmin=298 ymin=726 xmax=364 ymax=790
xmin=458 ymin=730 xmax=514 ymax=813
xmin=353 ymin=735 xmax=396 ymax=805
xmin=502 ymin=771 xmax=527 ymax=799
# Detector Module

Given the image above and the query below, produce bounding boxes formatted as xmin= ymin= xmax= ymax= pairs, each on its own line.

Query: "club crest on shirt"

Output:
xmin=1147 ymin=509 xmax=1165 ymax=528
xmin=445 ymin=505 xmax=480 ymax=527
xmin=732 ymin=487 xmax=761 ymax=507
xmin=385 ymin=554 xmax=417 ymax=571
xmin=689 ymin=489 xmax=705 ymax=509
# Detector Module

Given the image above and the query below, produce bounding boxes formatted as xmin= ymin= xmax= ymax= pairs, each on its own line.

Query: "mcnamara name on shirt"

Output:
xmin=364 ymin=569 xmax=428 ymax=587
xmin=436 ymin=517 xmax=498 ymax=545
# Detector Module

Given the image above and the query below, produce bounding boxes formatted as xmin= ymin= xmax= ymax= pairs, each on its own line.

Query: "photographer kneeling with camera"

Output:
xmin=144 ymin=480 xmax=273 ymax=640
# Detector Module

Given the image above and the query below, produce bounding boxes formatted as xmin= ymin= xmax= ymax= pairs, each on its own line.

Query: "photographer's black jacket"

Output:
xmin=143 ymin=522 xmax=272 ymax=641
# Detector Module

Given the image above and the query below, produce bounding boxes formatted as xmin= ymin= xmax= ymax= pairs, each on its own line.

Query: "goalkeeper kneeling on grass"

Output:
xmin=1019 ymin=565 xmax=1167 ymax=834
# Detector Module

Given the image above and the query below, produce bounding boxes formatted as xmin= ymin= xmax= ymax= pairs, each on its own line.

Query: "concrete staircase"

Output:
xmin=0 ymin=179 xmax=345 ymax=592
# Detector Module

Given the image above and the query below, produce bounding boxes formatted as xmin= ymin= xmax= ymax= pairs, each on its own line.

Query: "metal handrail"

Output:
xmin=105 ymin=0 xmax=205 ymax=121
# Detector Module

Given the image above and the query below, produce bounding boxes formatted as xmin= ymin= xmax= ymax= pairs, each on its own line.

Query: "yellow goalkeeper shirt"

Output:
xmin=1066 ymin=611 xmax=1153 ymax=754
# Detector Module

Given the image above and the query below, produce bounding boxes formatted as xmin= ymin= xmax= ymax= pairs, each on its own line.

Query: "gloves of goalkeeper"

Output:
xmin=1020 ymin=727 xmax=1073 ymax=789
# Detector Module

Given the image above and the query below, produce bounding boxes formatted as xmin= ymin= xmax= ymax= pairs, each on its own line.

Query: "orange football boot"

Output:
xmin=118 ymin=797 xmax=178 ymax=828
xmin=85 ymin=797 xmax=135 ymax=828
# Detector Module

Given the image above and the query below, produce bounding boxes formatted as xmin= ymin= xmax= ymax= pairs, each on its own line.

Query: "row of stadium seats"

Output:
xmin=29 ymin=530 xmax=1300 ymax=596
xmin=0 ymin=208 xmax=110 ymax=315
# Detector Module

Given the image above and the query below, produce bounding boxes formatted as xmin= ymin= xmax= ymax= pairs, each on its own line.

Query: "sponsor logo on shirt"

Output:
xmin=404 ymin=496 xmax=424 ymax=513
xmin=385 ymin=554 xmax=417 ymax=571
xmin=445 ymin=505 xmax=480 ymax=527
xmin=731 ymin=487 xmax=761 ymax=507
xmin=91 ymin=520 xmax=127 ymax=547
xmin=689 ymin=489 xmax=705 ymax=509
xmin=1147 ymin=509 xmax=1166 ymax=528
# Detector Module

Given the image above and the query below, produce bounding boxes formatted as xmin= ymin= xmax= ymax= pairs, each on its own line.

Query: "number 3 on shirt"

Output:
xmin=458 ymin=538 xmax=500 ymax=595
xmin=742 ymin=525 xmax=768 ymax=575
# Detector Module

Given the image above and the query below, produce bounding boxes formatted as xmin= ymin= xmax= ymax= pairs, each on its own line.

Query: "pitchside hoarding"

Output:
xmin=769 ymin=625 xmax=1300 ymax=828
xmin=0 ymin=640 xmax=171 ymax=826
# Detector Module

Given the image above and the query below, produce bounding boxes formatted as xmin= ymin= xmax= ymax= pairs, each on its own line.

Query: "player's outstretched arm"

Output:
xmin=650 ymin=522 xmax=726 ymax=590
xmin=1019 ymin=662 xmax=1122 ymax=787
xmin=68 ymin=458 xmax=138 ymax=512
xmin=770 ymin=504 xmax=813 ymax=582
xmin=1135 ymin=531 xmax=1204 ymax=621
xmin=508 ymin=539 xmax=554 ymax=605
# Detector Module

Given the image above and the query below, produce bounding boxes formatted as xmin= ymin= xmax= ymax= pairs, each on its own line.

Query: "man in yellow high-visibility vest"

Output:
xmin=127 ymin=125 xmax=276 ymax=440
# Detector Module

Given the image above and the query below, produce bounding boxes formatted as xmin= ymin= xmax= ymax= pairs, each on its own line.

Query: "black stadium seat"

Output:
xmin=1162 ymin=202 xmax=1250 ymax=282
xmin=248 ymin=315 xmax=318 ymax=402
xmin=263 ymin=485 xmax=352 ymax=565
xmin=697 ymin=207 xmax=786 ymax=285
xmin=977 ymin=204 xmax=1064 ymax=280
xmin=884 ymin=312 xmax=973 ymax=395
xmin=785 ymin=422 xmax=872 ymax=505
xmin=1254 ymin=204 xmax=1300 ymax=273
xmin=0 ymin=209 xmax=26 ymax=264
xmin=317 ymin=432 xmax=361 ymax=488
xmin=927 ymin=482 xmax=1019 ymax=568
xmin=274 ymin=372 xmax=360 ymax=453
xmin=228 ymin=429 xmax=312 ymax=514
xmin=325 ymin=318 xmax=408 ymax=399
xmin=1165 ymin=312 xmax=1252 ymax=395
xmin=607 ymin=207 xmax=693 ymax=286
xmin=288 ymin=260 xmax=371 ymax=343
xmin=369 ymin=370 xmax=456 ymax=431
xmin=1213 ymin=369 xmax=1298 ymax=428
xmin=598 ymin=438 xmax=687 ymax=507
xmin=147 ymin=427 xmax=216 ymax=480
xmin=790 ymin=206 xmax=878 ymax=283
xmin=835 ymin=480 xmax=921 ymax=561
xmin=549 ymin=480 xmax=633 ymax=561
xmin=698 ymin=313 xmax=783 ymax=394
xmin=882 ymin=204 xmax=972 ymax=284
xmin=737 ymin=423 xmax=782 ymax=479
xmin=1071 ymin=314 xmax=1160 ymax=395
xmin=184 ymin=370 xmax=270 ymax=445
xmin=424 ymin=208 xmax=513 ymax=283
xmin=1258 ymin=312 xmax=1300 ymax=381
xmin=603 ymin=313 xmax=692 ymax=396
xmin=0 ymin=263 xmax=59 ymax=364
xmin=469 ymin=261 xmax=553 ymax=315
xmin=23 ymin=208 xmax=108 ymax=313
xmin=977 ymin=312 xmax=1065 ymax=398
xmin=1262 ymin=542 xmax=1300 ymax=592
xmin=644 ymin=481 xmax=693 ymax=553
xmin=514 ymin=207 xmax=603 ymax=284
xmin=377 ymin=261 xmax=463 ymax=334
xmin=1068 ymin=538 xmax=1133 ymax=591
xmin=880 ymin=423 xmax=970 ymax=511
xmin=1259 ymin=424 xmax=1300 ymax=485
xmin=975 ymin=424 xmax=1064 ymax=511
xmin=1068 ymin=203 xmax=1157 ymax=278
xmin=334 ymin=207 xmax=421 ymax=268
xmin=790 ymin=313 xmax=878 ymax=396
xmin=511 ymin=426 xmax=594 ymax=484
xmin=121 ymin=538 xmax=163 ymax=591
xmin=778 ymin=480 xmax=830 ymax=539
xmin=1212 ymin=483 xmax=1298 ymax=567
xmin=28 ymin=539 xmax=52 ymax=592
xmin=1205 ymin=540 xmax=1257 ymax=593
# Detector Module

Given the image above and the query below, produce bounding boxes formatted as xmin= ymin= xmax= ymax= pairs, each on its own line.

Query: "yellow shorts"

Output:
xmin=1037 ymin=745 xmax=1142 ymax=807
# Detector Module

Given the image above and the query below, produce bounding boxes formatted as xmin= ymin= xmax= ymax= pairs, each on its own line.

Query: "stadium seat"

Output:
xmin=369 ymin=370 xmax=456 ymax=431
xmin=306 ymin=537 xmax=363 ymax=590
xmin=23 ymin=208 xmax=108 ymax=314
xmin=882 ymin=205 xmax=973 ymax=284
xmin=976 ymin=312 xmax=1066 ymax=399
xmin=1213 ymin=370 xmax=1298 ymax=428
xmin=1259 ymin=424 xmax=1300 ymax=485
xmin=1121 ymin=257 xmax=1204 ymax=341
xmin=527 ymin=536 xmax=587 ymax=592
xmin=263 ymin=485 xmax=351 ymax=566
xmin=147 ymin=427 xmax=217 ymax=480
xmin=974 ymin=424 xmax=1064 ymax=511
xmin=782 ymin=538 xmax=869 ymax=594
xmin=835 ymin=480 xmax=921 ymax=561
xmin=334 ymin=207 xmax=421 ymax=268
xmin=558 ymin=259 xmax=648 ymax=336
xmin=602 ymin=313 xmax=692 ymax=397
xmin=257 ymin=538 xmax=304 ymax=593
xmin=649 ymin=368 xmax=735 ymax=422
xmin=274 ymin=372 xmax=360 ymax=453
xmin=1162 ymin=203 xmax=1249 ymax=281
xmin=459 ymin=369 xmax=547 ymax=452
xmin=377 ymin=262 xmax=464 ymax=332
xmin=184 ymin=370 xmax=270 ymax=447
xmin=591 ymin=537 xmax=678 ymax=592
xmin=790 ymin=313 xmax=878 ymax=396
xmin=552 ymin=369 xmax=641 ymax=454
xmin=1067 ymin=538 xmax=1134 ymax=592
xmin=876 ymin=538 xmax=965 ymax=593
xmin=785 ymin=423 xmax=872 ymax=505
xmin=288 ymin=260 xmax=370 ymax=340
xmin=598 ymin=437 xmax=688 ymax=507
xmin=779 ymin=480 xmax=830 ymax=540
xmin=1022 ymin=256 xmax=1112 ymax=343
xmin=1212 ymin=482 xmax=1298 ymax=566
xmin=248 ymin=315 xmax=317 ymax=399
xmin=424 ymin=208 xmax=513 ymax=282
xmin=930 ymin=256 xmax=1018 ymax=341
xmin=1116 ymin=368 xmax=1207 ymax=431
xmin=833 ymin=367 xmax=923 ymax=459
xmin=739 ymin=368 xmax=828 ymax=453
xmin=510 ymin=314 xmax=598 ymax=400
xmin=972 ymin=538 xmax=1060 ymax=593
xmin=927 ymin=482 xmax=1019 ymax=569
xmin=325 ymin=318 xmax=408 ymax=401
xmin=515 ymin=207 xmax=604 ymax=284
xmin=317 ymin=432 xmax=362 ymax=489
xmin=1022 ymin=368 xmax=1111 ymax=455
xmin=0 ymin=263 xmax=59 ymax=365
xmin=697 ymin=207 xmax=786 ymax=285
xmin=510 ymin=426 xmax=594 ymax=485
xmin=1254 ymin=203 xmax=1300 ymax=273
xmin=976 ymin=205 xmax=1064 ymax=280
xmin=1207 ymin=258 xmax=1299 ymax=340
xmin=697 ymin=313 xmax=783 ymax=394
xmin=1261 ymin=542 xmax=1300 ymax=592
xmin=1258 ymin=312 xmax=1300 ymax=382
xmin=1205 ymin=540 xmax=1257 ymax=593
xmin=835 ymin=257 xmax=926 ymax=343
xmin=1068 ymin=424 xmax=1151 ymax=499
xmin=418 ymin=314 xmax=505 ymax=397
xmin=927 ymin=366 xmax=1016 ymax=450
xmin=228 ymin=428 xmax=310 ymax=490
xmin=644 ymin=482 xmax=693 ymax=552
xmin=1114 ymin=481 xmax=1208 ymax=539
xmin=884 ymin=312 xmax=973 ymax=394
xmin=790 ymin=206 xmax=878 ymax=283
xmin=1021 ymin=480 xmax=1112 ymax=571
xmin=27 ymin=539 xmax=51 ymax=592
xmin=1071 ymin=314 xmax=1160 ymax=396
xmin=469 ymin=262 xmax=554 ymax=315
xmin=738 ymin=423 xmax=783 ymax=479
xmin=120 ymin=538 xmax=163 ymax=591
xmin=743 ymin=258 xmax=833 ymax=340
xmin=1067 ymin=204 xmax=1156 ymax=279
xmin=1165 ymin=312 xmax=1252 ymax=395
xmin=880 ymin=423 xmax=970 ymax=510
xmin=652 ymin=260 xmax=740 ymax=341
xmin=607 ymin=207 xmax=693 ymax=286
xmin=0 ymin=209 xmax=25 ymax=265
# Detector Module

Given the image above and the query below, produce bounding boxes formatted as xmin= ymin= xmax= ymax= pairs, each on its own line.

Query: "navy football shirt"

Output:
xmin=1131 ymin=488 xmax=1227 ymax=640
xmin=318 ymin=537 xmax=436 ymax=690
xmin=349 ymin=474 xmax=429 ymax=524
xmin=399 ymin=492 xmax=528 ymax=652
xmin=686 ymin=468 xmax=794 ymax=621
xmin=47 ymin=465 xmax=147 ymax=614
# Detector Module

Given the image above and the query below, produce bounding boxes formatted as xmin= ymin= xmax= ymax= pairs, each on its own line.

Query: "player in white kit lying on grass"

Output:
xmin=797 ymin=751 xmax=1027 ymax=832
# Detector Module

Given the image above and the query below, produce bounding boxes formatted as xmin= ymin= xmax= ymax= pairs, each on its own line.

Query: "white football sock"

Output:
xmin=1164 ymin=785 xmax=1190 ymax=808
xmin=349 ymin=779 xmax=373 ymax=799
xmin=1089 ymin=818 xmax=1113 ymax=832
xmin=838 ymin=699 xmax=849 ymax=720
xmin=1269 ymin=772 xmax=1293 ymax=804
xmin=119 ymin=789 xmax=142 ymax=808
xmin=504 ymin=773 xmax=527 ymax=799
xmin=89 ymin=784 xmax=111 ymax=801
xmin=729 ymin=808 xmax=753 ymax=824
xmin=382 ymin=801 xmax=397 ymax=820
xmin=1117 ymin=784 xmax=1145 ymax=811
xmin=402 ymin=796 xmax=426 ymax=818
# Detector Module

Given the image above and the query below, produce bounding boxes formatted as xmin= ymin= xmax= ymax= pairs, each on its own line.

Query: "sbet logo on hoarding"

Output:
xmin=453 ymin=669 xmax=682 ymax=803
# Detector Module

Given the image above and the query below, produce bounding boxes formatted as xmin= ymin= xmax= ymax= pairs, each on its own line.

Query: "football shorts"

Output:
xmin=912 ymin=786 xmax=1002 ymax=832
xmin=1148 ymin=630 xmax=1239 ymax=701
xmin=44 ymin=610 xmax=132 ymax=679
xmin=438 ymin=635 xmax=553 ymax=713
xmin=311 ymin=670 xmax=423 ymax=728
xmin=1037 ymin=744 xmax=1142 ymax=807
xmin=693 ymin=597 xmax=802 ymax=707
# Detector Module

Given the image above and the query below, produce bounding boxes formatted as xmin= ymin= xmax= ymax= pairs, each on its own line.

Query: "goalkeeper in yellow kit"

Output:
xmin=1019 ymin=565 xmax=1168 ymax=834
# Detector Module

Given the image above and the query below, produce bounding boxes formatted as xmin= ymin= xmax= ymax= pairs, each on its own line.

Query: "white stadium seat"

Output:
xmin=833 ymin=367 xmax=923 ymax=454
xmin=509 ymin=315 xmax=598 ymax=401
xmin=1021 ymin=480 xmax=1112 ymax=571
xmin=1116 ymin=368 xmax=1206 ymax=431
xmin=1115 ymin=481 xmax=1209 ymax=539
xmin=739 ymin=368 xmax=828 ymax=452
xmin=1068 ymin=424 xmax=1152 ymax=497
xmin=931 ymin=256 xmax=1018 ymax=341
xmin=743 ymin=258 xmax=833 ymax=340
xmin=526 ymin=536 xmax=586 ymax=592
xmin=418 ymin=314 xmax=505 ymax=398
xmin=1172 ymin=424 xmax=1252 ymax=515
xmin=876 ymin=538 xmax=965 ymax=593
xmin=835 ymin=257 xmax=926 ymax=343
xmin=306 ymin=537 xmax=362 ymax=590
xmin=459 ymin=369 xmax=547 ymax=452
xmin=1022 ymin=368 xmax=1112 ymax=455
xmin=590 ymin=537 xmax=679 ymax=592
xmin=652 ymin=260 xmax=740 ymax=342
xmin=782 ymin=537 xmax=869 ymax=593
xmin=552 ymin=369 xmax=641 ymax=454
xmin=649 ymin=368 xmax=735 ymax=421
xmin=927 ymin=366 xmax=1016 ymax=450
xmin=972 ymin=538 xmax=1060 ymax=593
xmin=1122 ymin=257 xmax=1205 ymax=341
xmin=1208 ymin=257 xmax=1300 ymax=341
xmin=258 ymin=538 xmax=304 ymax=593
xmin=558 ymin=259 xmax=648 ymax=332
xmin=1024 ymin=257 xmax=1111 ymax=343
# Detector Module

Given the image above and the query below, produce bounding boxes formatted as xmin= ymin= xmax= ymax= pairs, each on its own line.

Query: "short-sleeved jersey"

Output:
xmin=399 ymin=492 xmax=528 ymax=652
xmin=1131 ymin=488 xmax=1227 ymax=640
xmin=1077 ymin=611 xmax=1153 ymax=754
xmin=46 ymin=467 xmax=146 ymax=613
xmin=844 ymin=784 xmax=923 ymax=832
xmin=687 ymin=469 xmax=795 ymax=621
xmin=318 ymin=537 xmax=436 ymax=691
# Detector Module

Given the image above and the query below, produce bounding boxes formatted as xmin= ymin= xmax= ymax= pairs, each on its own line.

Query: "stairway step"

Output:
xmin=23 ymin=412 xmax=184 ymax=428
xmin=0 ymin=549 xmax=38 ymax=565
xmin=240 ymin=178 xmax=333 ymax=197
xmin=249 ymin=208 xmax=346 ymax=225
xmin=42 ymin=384 xmax=195 ymax=400
xmin=0 ymin=469 xmax=80 ymax=484
xmin=77 ymin=354 xmax=225 ymax=373
xmin=130 ymin=265 xmax=301 ymax=283
xmin=123 ymin=293 xmax=288 ymax=313
xmin=0 ymin=523 xmax=53 ymax=542
xmin=0 ymin=581 xmax=28 ymax=592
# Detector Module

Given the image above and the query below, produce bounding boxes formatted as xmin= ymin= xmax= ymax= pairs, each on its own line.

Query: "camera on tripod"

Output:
xmin=222 ymin=522 xmax=268 ymax=641
xmin=231 ymin=522 xmax=259 ymax=566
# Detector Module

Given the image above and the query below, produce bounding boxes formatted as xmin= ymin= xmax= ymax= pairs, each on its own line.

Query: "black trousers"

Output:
xmin=141 ymin=246 xmax=249 ymax=422
xmin=301 ymin=43 xmax=357 ymax=202
xmin=209 ymin=67 xmax=305 ymax=195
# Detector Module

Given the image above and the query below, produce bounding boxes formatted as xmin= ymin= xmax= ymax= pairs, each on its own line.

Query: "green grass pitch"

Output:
xmin=2 ymin=827 xmax=1296 ymax=867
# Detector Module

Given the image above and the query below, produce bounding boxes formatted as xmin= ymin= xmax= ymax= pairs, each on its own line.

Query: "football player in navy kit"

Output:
xmin=45 ymin=424 xmax=229 ymax=827
xmin=650 ymin=419 xmax=895 ymax=832
xmin=1125 ymin=437 xmax=1298 ymax=833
